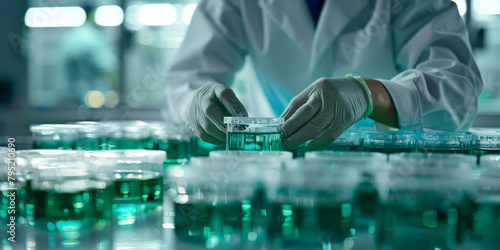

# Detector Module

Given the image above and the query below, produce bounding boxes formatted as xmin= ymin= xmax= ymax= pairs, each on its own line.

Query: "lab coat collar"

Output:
xmin=259 ymin=0 xmax=314 ymax=56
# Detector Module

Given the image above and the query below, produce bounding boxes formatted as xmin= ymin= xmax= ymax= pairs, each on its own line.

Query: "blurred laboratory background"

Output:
xmin=0 ymin=0 xmax=499 ymax=148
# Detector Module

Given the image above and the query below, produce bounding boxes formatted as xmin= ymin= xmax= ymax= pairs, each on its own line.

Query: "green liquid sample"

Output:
xmin=469 ymin=199 xmax=500 ymax=248
xmin=354 ymin=181 xmax=380 ymax=229
xmin=75 ymin=137 xmax=105 ymax=150
xmin=107 ymin=138 xmax=151 ymax=149
xmin=191 ymin=138 xmax=225 ymax=157
xmin=226 ymin=132 xmax=282 ymax=151
xmin=174 ymin=201 xmax=256 ymax=248
xmin=32 ymin=182 xmax=114 ymax=249
xmin=32 ymin=140 xmax=75 ymax=150
xmin=267 ymin=202 xmax=353 ymax=249
xmin=150 ymin=139 xmax=190 ymax=160
xmin=113 ymin=171 xmax=163 ymax=204
xmin=377 ymin=198 xmax=463 ymax=250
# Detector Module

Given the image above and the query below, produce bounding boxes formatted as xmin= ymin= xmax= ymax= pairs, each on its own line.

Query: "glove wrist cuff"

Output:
xmin=345 ymin=74 xmax=373 ymax=119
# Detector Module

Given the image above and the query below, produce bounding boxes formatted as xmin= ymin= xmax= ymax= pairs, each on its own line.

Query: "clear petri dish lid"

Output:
xmin=190 ymin=156 xmax=283 ymax=171
xmin=30 ymin=124 xmax=82 ymax=135
xmin=363 ymin=131 xmax=416 ymax=140
xmin=281 ymin=159 xmax=360 ymax=188
xmin=472 ymin=134 xmax=500 ymax=147
xmin=102 ymin=120 xmax=151 ymax=138
xmin=337 ymin=132 xmax=364 ymax=139
xmin=389 ymin=155 xmax=473 ymax=179
xmin=480 ymin=155 xmax=500 ymax=169
xmin=417 ymin=132 xmax=472 ymax=142
xmin=469 ymin=127 xmax=500 ymax=136
xmin=209 ymin=150 xmax=293 ymax=161
xmin=305 ymin=151 xmax=386 ymax=161
xmin=224 ymin=117 xmax=284 ymax=125
xmin=86 ymin=149 xmax=166 ymax=164
xmin=391 ymin=152 xmax=476 ymax=166
xmin=0 ymin=147 xmax=9 ymax=152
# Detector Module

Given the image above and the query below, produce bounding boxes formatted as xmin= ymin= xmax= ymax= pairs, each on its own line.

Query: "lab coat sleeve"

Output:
xmin=378 ymin=0 xmax=483 ymax=131
xmin=162 ymin=0 xmax=248 ymax=125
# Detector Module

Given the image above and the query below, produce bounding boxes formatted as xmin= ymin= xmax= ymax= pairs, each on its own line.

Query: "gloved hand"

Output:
xmin=186 ymin=81 xmax=248 ymax=144
xmin=280 ymin=76 xmax=372 ymax=150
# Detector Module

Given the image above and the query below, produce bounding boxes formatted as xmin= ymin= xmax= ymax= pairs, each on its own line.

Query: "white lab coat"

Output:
xmin=163 ymin=0 xmax=482 ymax=132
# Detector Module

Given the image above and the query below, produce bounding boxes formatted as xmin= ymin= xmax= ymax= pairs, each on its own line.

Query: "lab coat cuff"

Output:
xmin=377 ymin=79 xmax=424 ymax=129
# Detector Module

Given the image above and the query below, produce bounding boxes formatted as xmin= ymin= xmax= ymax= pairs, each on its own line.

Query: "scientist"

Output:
xmin=163 ymin=0 xmax=482 ymax=150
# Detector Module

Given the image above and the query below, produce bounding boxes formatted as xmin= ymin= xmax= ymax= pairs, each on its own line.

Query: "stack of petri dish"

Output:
xmin=146 ymin=121 xmax=191 ymax=165
xmin=103 ymin=121 xmax=152 ymax=150
xmin=305 ymin=151 xmax=389 ymax=234
xmin=417 ymin=132 xmax=472 ymax=154
xmin=17 ymin=150 xmax=114 ymax=249
xmin=466 ymin=155 xmax=500 ymax=249
xmin=73 ymin=121 xmax=107 ymax=150
xmin=167 ymin=157 xmax=277 ymax=249
xmin=30 ymin=124 xmax=80 ymax=150
xmin=327 ymin=132 xmax=364 ymax=152
xmin=83 ymin=150 xmax=166 ymax=249
xmin=363 ymin=131 xmax=416 ymax=155
xmin=380 ymin=153 xmax=475 ymax=249
xmin=471 ymin=131 xmax=500 ymax=158
xmin=30 ymin=123 xmax=107 ymax=150
xmin=267 ymin=159 xmax=360 ymax=249
xmin=224 ymin=117 xmax=284 ymax=151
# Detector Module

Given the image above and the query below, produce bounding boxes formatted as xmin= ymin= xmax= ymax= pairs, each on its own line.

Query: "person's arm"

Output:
xmin=365 ymin=78 xmax=399 ymax=128
xmin=377 ymin=0 xmax=482 ymax=131
xmin=163 ymin=0 xmax=248 ymax=126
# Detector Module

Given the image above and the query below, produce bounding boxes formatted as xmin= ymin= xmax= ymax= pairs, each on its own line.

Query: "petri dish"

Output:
xmin=362 ymin=132 xmax=416 ymax=154
xmin=327 ymin=132 xmax=364 ymax=152
xmin=471 ymin=134 xmax=500 ymax=157
xmin=166 ymin=158 xmax=261 ymax=247
xmin=209 ymin=150 xmax=293 ymax=162
xmin=103 ymin=120 xmax=152 ymax=149
xmin=267 ymin=159 xmax=359 ymax=249
xmin=224 ymin=117 xmax=284 ymax=151
xmin=30 ymin=124 xmax=80 ymax=149
xmin=377 ymin=158 xmax=472 ymax=250
xmin=416 ymin=132 xmax=472 ymax=154
xmin=146 ymin=122 xmax=191 ymax=160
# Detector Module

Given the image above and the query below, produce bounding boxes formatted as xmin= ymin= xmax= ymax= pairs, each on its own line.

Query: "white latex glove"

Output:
xmin=187 ymin=81 xmax=248 ymax=144
xmin=280 ymin=76 xmax=372 ymax=150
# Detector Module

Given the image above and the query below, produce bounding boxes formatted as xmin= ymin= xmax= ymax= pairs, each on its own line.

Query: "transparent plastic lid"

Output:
xmin=363 ymin=131 xmax=416 ymax=140
xmin=209 ymin=150 xmax=292 ymax=161
xmin=472 ymin=134 xmax=500 ymax=149
xmin=30 ymin=124 xmax=82 ymax=135
xmin=337 ymin=132 xmax=363 ymax=139
xmin=224 ymin=117 xmax=284 ymax=125
xmin=480 ymin=155 xmax=500 ymax=170
xmin=0 ymin=147 xmax=8 ymax=152
xmin=102 ymin=120 xmax=151 ymax=138
xmin=85 ymin=149 xmax=166 ymax=164
xmin=391 ymin=153 xmax=476 ymax=169
xmin=305 ymin=151 xmax=386 ymax=161
xmin=418 ymin=132 xmax=472 ymax=142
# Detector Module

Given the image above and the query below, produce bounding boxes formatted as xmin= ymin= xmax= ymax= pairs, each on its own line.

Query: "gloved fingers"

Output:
xmin=214 ymin=86 xmax=248 ymax=117
xmin=280 ymin=94 xmax=309 ymax=121
xmin=193 ymin=120 xmax=225 ymax=145
xmin=281 ymin=95 xmax=321 ymax=139
xmin=204 ymin=101 xmax=227 ymax=132
xmin=282 ymin=111 xmax=333 ymax=151
xmin=198 ymin=117 xmax=226 ymax=143
xmin=308 ymin=122 xmax=348 ymax=149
